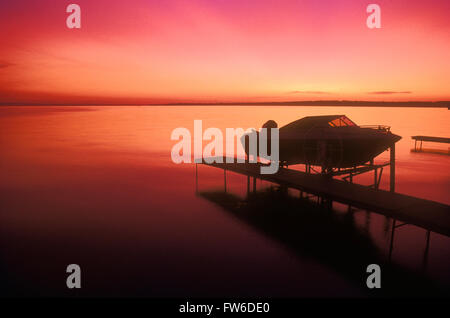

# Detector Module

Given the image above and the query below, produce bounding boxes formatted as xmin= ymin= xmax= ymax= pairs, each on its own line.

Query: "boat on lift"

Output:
xmin=241 ymin=115 xmax=401 ymax=169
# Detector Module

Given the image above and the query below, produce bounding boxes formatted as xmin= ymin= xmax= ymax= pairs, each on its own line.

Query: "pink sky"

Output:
xmin=0 ymin=0 xmax=449 ymax=104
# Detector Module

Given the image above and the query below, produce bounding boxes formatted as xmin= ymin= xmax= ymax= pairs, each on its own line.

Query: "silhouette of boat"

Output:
xmin=242 ymin=115 xmax=401 ymax=168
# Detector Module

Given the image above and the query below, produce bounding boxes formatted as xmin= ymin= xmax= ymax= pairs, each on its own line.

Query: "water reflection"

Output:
xmin=199 ymin=185 xmax=448 ymax=296
xmin=1 ymin=106 xmax=449 ymax=297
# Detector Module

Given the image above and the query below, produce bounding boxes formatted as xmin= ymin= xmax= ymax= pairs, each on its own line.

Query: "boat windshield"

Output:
xmin=328 ymin=116 xmax=357 ymax=127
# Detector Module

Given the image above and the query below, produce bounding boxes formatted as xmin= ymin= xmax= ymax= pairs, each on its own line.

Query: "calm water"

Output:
xmin=0 ymin=106 xmax=449 ymax=297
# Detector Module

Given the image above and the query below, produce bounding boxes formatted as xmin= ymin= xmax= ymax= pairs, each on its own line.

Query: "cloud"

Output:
xmin=368 ymin=91 xmax=412 ymax=95
xmin=287 ymin=90 xmax=330 ymax=95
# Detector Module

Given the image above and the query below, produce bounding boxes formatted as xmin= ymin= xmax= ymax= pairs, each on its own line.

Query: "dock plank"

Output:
xmin=411 ymin=136 xmax=450 ymax=144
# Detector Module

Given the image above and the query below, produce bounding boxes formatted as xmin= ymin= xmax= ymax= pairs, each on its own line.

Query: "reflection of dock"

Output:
xmin=412 ymin=135 xmax=450 ymax=153
xmin=201 ymin=160 xmax=450 ymax=237
xmin=199 ymin=189 xmax=443 ymax=296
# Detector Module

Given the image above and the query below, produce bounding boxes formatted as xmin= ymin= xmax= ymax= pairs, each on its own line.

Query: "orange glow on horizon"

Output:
xmin=0 ymin=0 xmax=449 ymax=104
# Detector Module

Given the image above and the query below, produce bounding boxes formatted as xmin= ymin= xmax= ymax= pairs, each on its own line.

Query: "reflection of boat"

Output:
xmin=241 ymin=115 xmax=401 ymax=168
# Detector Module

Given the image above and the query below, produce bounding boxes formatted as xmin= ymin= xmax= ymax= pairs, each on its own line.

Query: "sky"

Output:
xmin=0 ymin=0 xmax=449 ymax=104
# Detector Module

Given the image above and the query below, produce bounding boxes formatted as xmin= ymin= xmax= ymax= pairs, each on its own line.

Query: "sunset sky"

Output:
xmin=0 ymin=0 xmax=449 ymax=104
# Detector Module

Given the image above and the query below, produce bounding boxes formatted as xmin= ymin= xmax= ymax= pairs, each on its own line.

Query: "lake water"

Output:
xmin=0 ymin=106 xmax=449 ymax=297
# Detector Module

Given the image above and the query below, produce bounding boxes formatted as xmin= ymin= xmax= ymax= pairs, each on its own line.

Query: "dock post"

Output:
xmin=247 ymin=176 xmax=250 ymax=195
xmin=374 ymin=168 xmax=378 ymax=189
xmin=253 ymin=177 xmax=257 ymax=192
xmin=390 ymin=144 xmax=396 ymax=192
xmin=422 ymin=230 xmax=431 ymax=272
xmin=388 ymin=219 xmax=396 ymax=261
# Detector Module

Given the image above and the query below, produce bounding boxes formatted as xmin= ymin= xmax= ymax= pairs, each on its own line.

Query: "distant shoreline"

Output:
xmin=160 ymin=101 xmax=450 ymax=107
xmin=0 ymin=100 xmax=449 ymax=108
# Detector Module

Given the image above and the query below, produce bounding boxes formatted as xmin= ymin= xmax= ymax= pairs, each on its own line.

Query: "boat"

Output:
xmin=241 ymin=115 xmax=401 ymax=169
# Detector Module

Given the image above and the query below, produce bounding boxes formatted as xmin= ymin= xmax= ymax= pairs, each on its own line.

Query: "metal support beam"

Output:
xmin=371 ymin=159 xmax=378 ymax=189
xmin=394 ymin=222 xmax=409 ymax=229
xmin=390 ymin=144 xmax=396 ymax=192
xmin=377 ymin=168 xmax=383 ymax=189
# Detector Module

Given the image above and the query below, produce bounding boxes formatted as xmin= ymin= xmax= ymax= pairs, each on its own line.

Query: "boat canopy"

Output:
xmin=281 ymin=115 xmax=357 ymax=131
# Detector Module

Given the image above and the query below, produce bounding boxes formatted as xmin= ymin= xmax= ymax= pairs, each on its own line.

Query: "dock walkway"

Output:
xmin=203 ymin=161 xmax=450 ymax=237
xmin=412 ymin=135 xmax=450 ymax=151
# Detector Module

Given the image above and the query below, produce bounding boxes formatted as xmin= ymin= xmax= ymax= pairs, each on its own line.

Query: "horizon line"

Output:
xmin=1 ymin=100 xmax=449 ymax=107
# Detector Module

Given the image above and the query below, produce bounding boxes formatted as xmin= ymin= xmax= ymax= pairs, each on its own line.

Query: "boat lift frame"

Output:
xmin=297 ymin=144 xmax=396 ymax=192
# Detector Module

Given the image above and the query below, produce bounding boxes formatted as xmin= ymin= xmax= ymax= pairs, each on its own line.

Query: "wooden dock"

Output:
xmin=412 ymin=135 xmax=450 ymax=152
xmin=202 ymin=161 xmax=450 ymax=237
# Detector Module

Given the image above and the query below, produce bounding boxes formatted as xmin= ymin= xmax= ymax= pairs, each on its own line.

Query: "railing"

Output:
xmin=359 ymin=125 xmax=391 ymax=132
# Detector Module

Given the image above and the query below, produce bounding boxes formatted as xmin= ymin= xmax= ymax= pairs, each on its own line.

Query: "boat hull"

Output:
xmin=242 ymin=126 xmax=401 ymax=168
